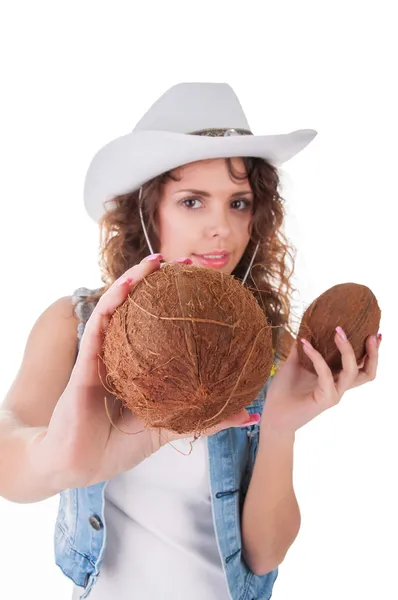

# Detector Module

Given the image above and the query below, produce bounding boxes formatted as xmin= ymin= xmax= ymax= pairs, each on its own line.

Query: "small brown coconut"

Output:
xmin=102 ymin=262 xmax=274 ymax=437
xmin=297 ymin=283 xmax=381 ymax=375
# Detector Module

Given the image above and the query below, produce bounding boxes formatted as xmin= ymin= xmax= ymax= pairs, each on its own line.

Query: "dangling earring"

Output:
xmin=241 ymin=240 xmax=260 ymax=286
xmin=138 ymin=186 xmax=155 ymax=255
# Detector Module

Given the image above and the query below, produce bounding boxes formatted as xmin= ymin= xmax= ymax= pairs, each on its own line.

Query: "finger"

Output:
xmin=160 ymin=257 xmax=193 ymax=269
xmin=334 ymin=327 xmax=361 ymax=395
xmin=352 ymin=334 xmax=380 ymax=387
xmin=165 ymin=407 xmax=259 ymax=445
xmin=169 ymin=257 xmax=193 ymax=264
xmin=225 ymin=408 xmax=256 ymax=428
xmin=74 ymin=253 xmax=163 ymax=385
xmin=300 ymin=338 xmax=336 ymax=396
xmin=201 ymin=408 xmax=252 ymax=436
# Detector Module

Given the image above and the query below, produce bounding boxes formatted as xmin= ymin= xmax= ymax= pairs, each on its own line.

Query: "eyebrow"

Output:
xmin=174 ymin=188 xmax=253 ymax=198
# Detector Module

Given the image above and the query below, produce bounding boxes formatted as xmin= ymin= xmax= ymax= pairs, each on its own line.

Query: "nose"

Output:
xmin=205 ymin=207 xmax=233 ymax=239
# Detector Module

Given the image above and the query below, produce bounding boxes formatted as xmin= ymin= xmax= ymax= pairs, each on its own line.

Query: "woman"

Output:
xmin=0 ymin=82 xmax=380 ymax=600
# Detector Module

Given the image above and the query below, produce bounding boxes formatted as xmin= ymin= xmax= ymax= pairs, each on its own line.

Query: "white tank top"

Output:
xmin=72 ymin=436 xmax=232 ymax=600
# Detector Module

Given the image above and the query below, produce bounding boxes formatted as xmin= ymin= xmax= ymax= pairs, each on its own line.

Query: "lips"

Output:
xmin=193 ymin=253 xmax=230 ymax=269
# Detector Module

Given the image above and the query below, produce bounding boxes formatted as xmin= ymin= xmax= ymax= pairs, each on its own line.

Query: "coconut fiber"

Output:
xmin=297 ymin=282 xmax=381 ymax=375
xmin=102 ymin=263 xmax=274 ymax=436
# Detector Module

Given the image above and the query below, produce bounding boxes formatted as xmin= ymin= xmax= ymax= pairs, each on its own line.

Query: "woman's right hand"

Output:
xmin=36 ymin=254 xmax=259 ymax=490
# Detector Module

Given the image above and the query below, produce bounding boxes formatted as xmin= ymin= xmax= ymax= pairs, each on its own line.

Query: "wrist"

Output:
xmin=259 ymin=419 xmax=296 ymax=443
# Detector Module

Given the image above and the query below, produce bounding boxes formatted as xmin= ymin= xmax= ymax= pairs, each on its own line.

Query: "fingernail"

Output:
xmin=336 ymin=326 xmax=347 ymax=341
xmin=142 ymin=253 xmax=163 ymax=262
xmin=117 ymin=277 xmax=134 ymax=287
xmin=171 ymin=257 xmax=193 ymax=264
xmin=244 ymin=413 xmax=261 ymax=426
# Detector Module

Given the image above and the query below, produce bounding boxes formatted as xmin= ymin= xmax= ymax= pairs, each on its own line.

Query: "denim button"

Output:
xmin=89 ymin=514 xmax=103 ymax=530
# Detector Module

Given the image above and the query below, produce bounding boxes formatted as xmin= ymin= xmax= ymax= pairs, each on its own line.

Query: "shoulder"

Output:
xmin=36 ymin=295 xmax=78 ymax=329
xmin=2 ymin=295 xmax=80 ymax=426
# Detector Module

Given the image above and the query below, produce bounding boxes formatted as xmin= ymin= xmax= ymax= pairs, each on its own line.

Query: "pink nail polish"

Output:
xmin=244 ymin=413 xmax=261 ymax=426
xmin=336 ymin=326 xmax=347 ymax=341
xmin=173 ymin=257 xmax=193 ymax=264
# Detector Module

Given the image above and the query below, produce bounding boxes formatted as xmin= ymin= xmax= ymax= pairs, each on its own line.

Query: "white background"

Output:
xmin=0 ymin=1 xmax=396 ymax=599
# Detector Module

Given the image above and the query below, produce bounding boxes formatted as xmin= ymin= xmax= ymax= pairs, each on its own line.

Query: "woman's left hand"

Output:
xmin=262 ymin=328 xmax=382 ymax=434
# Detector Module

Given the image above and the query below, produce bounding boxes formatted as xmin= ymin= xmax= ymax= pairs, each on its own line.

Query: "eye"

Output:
xmin=231 ymin=199 xmax=253 ymax=211
xmin=180 ymin=197 xmax=253 ymax=210
xmin=181 ymin=197 xmax=202 ymax=209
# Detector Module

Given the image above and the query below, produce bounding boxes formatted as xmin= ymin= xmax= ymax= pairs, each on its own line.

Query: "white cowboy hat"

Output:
xmin=83 ymin=82 xmax=317 ymax=223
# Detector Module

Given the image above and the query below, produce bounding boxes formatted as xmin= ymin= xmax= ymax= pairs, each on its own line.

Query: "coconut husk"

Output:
xmin=102 ymin=263 xmax=274 ymax=437
xmin=297 ymin=282 xmax=381 ymax=375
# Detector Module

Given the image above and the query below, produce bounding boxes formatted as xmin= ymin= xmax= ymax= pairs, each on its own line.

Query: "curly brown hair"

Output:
xmin=86 ymin=157 xmax=297 ymax=361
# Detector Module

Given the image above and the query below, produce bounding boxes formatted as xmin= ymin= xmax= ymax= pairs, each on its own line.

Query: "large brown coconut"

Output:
xmin=102 ymin=262 xmax=274 ymax=436
xmin=297 ymin=283 xmax=381 ymax=375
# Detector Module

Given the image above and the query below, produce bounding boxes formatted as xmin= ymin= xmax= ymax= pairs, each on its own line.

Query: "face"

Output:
xmin=157 ymin=158 xmax=253 ymax=274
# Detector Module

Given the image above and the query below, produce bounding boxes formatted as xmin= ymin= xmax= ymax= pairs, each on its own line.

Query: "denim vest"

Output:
xmin=54 ymin=287 xmax=280 ymax=600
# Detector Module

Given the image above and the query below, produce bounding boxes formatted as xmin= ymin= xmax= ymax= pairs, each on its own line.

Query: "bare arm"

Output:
xmin=1 ymin=258 xmax=258 ymax=503
xmin=0 ymin=296 xmax=79 ymax=503
xmin=0 ymin=409 xmax=62 ymax=503
xmin=241 ymin=427 xmax=301 ymax=575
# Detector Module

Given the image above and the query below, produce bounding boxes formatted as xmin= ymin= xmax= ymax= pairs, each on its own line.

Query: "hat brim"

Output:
xmin=84 ymin=128 xmax=317 ymax=222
